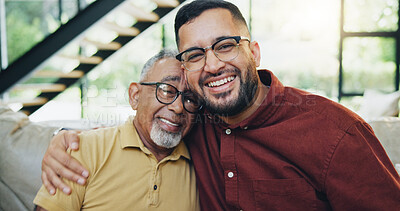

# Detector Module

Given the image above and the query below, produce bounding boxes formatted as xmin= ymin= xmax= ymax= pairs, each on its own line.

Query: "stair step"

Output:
xmin=58 ymin=55 xmax=103 ymax=64
xmin=121 ymin=3 xmax=159 ymax=22
xmin=12 ymin=84 xmax=67 ymax=93
xmin=9 ymin=97 xmax=49 ymax=107
xmin=101 ymin=21 xmax=140 ymax=36
xmin=23 ymin=97 xmax=48 ymax=107
xmin=152 ymin=0 xmax=179 ymax=7
xmin=81 ymin=38 xmax=122 ymax=50
xmin=34 ymin=70 xmax=84 ymax=78
xmin=2 ymin=0 xmax=183 ymax=116
xmin=6 ymin=97 xmax=48 ymax=115
xmin=20 ymin=110 xmax=31 ymax=116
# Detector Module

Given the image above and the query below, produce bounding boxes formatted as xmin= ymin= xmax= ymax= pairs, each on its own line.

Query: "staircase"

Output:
xmin=0 ymin=0 xmax=184 ymax=115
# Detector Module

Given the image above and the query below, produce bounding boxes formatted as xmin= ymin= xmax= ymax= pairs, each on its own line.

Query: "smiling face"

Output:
xmin=129 ymin=58 xmax=194 ymax=149
xmin=177 ymin=8 xmax=261 ymax=117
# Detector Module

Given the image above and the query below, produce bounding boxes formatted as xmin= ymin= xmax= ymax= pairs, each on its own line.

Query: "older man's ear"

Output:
xmin=129 ymin=82 xmax=140 ymax=110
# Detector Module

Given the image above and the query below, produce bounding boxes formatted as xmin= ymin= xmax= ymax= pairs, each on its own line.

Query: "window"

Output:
xmin=339 ymin=0 xmax=400 ymax=110
xmin=252 ymin=0 xmax=340 ymax=99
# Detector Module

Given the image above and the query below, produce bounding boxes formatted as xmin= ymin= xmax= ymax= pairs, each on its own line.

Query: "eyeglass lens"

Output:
xmin=182 ymin=37 xmax=240 ymax=71
xmin=157 ymin=83 xmax=177 ymax=101
xmin=156 ymin=83 xmax=201 ymax=113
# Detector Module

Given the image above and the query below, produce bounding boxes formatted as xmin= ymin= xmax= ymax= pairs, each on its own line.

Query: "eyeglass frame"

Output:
xmin=175 ymin=35 xmax=250 ymax=72
xmin=139 ymin=82 xmax=203 ymax=113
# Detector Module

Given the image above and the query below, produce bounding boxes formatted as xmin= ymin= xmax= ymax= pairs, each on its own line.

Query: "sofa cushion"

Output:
xmin=368 ymin=117 xmax=400 ymax=173
xmin=0 ymin=106 xmax=57 ymax=211
xmin=358 ymin=89 xmax=400 ymax=121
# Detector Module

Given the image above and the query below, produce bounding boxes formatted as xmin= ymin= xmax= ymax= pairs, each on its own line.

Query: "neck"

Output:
xmin=220 ymin=83 xmax=269 ymax=125
xmin=133 ymin=119 xmax=173 ymax=162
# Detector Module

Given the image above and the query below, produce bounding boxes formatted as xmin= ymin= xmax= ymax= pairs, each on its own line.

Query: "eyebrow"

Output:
xmin=160 ymin=75 xmax=181 ymax=83
xmin=183 ymin=35 xmax=233 ymax=52
xmin=215 ymin=35 xmax=231 ymax=42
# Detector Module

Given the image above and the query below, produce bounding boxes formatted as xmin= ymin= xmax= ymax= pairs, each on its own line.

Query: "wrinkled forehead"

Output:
xmin=148 ymin=58 xmax=187 ymax=88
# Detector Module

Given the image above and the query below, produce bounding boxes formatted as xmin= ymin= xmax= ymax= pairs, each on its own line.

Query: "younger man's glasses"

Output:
xmin=140 ymin=82 xmax=202 ymax=113
xmin=176 ymin=36 xmax=250 ymax=72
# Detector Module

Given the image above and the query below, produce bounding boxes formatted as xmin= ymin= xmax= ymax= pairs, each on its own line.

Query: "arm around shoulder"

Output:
xmin=35 ymin=139 xmax=88 ymax=211
xmin=41 ymin=129 xmax=89 ymax=195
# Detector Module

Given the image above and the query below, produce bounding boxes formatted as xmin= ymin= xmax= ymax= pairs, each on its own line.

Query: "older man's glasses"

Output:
xmin=140 ymin=82 xmax=202 ymax=113
xmin=176 ymin=36 xmax=250 ymax=72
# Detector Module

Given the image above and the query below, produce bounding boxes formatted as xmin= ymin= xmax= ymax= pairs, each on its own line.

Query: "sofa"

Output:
xmin=368 ymin=117 xmax=400 ymax=171
xmin=0 ymin=106 xmax=107 ymax=211
xmin=0 ymin=105 xmax=399 ymax=211
xmin=0 ymin=106 xmax=57 ymax=211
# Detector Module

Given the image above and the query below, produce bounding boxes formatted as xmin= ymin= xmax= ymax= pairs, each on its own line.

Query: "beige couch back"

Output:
xmin=0 ymin=107 xmax=56 ymax=211
xmin=368 ymin=117 xmax=400 ymax=173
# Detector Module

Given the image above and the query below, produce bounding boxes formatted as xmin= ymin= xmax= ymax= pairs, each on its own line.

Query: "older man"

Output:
xmin=42 ymin=1 xmax=400 ymax=210
xmin=33 ymin=50 xmax=200 ymax=210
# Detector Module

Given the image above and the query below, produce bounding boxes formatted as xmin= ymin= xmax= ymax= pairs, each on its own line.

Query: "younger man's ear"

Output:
xmin=129 ymin=82 xmax=140 ymax=110
xmin=249 ymin=41 xmax=261 ymax=67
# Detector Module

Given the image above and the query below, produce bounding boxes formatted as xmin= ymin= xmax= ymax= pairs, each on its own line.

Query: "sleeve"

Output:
xmin=325 ymin=122 xmax=400 ymax=210
xmin=33 ymin=183 xmax=84 ymax=211
xmin=33 ymin=133 xmax=95 ymax=211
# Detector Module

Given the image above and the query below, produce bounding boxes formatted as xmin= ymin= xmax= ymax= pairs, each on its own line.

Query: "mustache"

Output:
xmin=198 ymin=68 xmax=241 ymax=85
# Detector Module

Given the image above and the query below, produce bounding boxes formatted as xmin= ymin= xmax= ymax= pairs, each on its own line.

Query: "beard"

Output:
xmin=150 ymin=120 xmax=182 ymax=149
xmin=197 ymin=65 xmax=259 ymax=117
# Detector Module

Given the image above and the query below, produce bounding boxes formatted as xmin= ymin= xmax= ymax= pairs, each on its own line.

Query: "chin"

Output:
xmin=205 ymin=85 xmax=255 ymax=116
xmin=209 ymin=89 xmax=240 ymax=105
xmin=150 ymin=121 xmax=182 ymax=149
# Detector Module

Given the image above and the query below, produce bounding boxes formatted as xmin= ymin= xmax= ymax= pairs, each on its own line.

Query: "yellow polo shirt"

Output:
xmin=34 ymin=116 xmax=200 ymax=211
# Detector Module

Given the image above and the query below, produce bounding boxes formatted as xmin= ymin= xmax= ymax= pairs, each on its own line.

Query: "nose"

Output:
xmin=167 ymin=94 xmax=184 ymax=114
xmin=203 ymin=48 xmax=226 ymax=74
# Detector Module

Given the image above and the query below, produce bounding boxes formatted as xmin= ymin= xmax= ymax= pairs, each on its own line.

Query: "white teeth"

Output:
xmin=207 ymin=76 xmax=235 ymax=87
xmin=160 ymin=118 xmax=179 ymax=126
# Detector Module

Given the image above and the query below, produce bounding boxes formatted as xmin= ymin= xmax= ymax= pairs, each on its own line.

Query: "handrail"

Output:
xmin=0 ymin=0 xmax=125 ymax=94
xmin=0 ymin=0 xmax=89 ymax=72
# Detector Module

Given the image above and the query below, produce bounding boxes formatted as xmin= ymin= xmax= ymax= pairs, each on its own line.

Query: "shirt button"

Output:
xmin=227 ymin=172 xmax=234 ymax=178
xmin=153 ymin=185 xmax=157 ymax=190
xmin=243 ymin=126 xmax=248 ymax=130
xmin=225 ymin=129 xmax=231 ymax=135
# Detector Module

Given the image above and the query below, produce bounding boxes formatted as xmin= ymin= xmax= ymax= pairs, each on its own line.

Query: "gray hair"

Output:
xmin=139 ymin=49 xmax=179 ymax=82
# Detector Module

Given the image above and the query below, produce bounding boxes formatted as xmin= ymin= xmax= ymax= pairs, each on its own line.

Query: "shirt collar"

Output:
xmin=119 ymin=116 xmax=191 ymax=160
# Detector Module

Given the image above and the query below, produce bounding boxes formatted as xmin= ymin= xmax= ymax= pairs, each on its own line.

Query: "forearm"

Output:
xmin=41 ymin=129 xmax=88 ymax=195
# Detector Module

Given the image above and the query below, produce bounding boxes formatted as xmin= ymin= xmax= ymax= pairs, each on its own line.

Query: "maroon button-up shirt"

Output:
xmin=185 ymin=70 xmax=400 ymax=210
